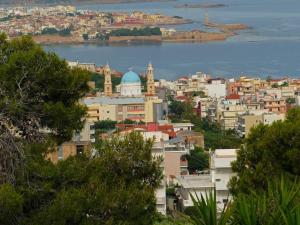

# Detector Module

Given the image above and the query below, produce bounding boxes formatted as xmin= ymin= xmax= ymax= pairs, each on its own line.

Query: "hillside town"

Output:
xmin=49 ymin=60 xmax=300 ymax=215
xmin=1 ymin=0 xmax=300 ymax=222
xmin=0 ymin=5 xmax=190 ymax=41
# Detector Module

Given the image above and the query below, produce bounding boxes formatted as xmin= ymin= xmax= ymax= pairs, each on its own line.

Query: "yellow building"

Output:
xmin=85 ymin=96 xmax=163 ymax=123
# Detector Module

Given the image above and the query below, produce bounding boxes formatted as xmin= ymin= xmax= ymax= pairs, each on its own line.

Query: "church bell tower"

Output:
xmin=104 ymin=63 xmax=112 ymax=96
xmin=147 ymin=62 xmax=155 ymax=95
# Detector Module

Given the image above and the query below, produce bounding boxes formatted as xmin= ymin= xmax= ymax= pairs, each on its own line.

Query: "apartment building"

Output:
xmin=205 ymin=78 xmax=226 ymax=98
xmin=220 ymin=104 xmax=246 ymax=130
xmin=194 ymin=96 xmax=211 ymax=118
xmin=117 ymin=122 xmax=196 ymax=215
xmin=236 ymin=114 xmax=263 ymax=138
xmin=177 ymin=149 xmax=238 ymax=211
xmin=177 ymin=175 xmax=213 ymax=208
xmin=263 ymin=97 xmax=287 ymax=113
xmin=236 ymin=112 xmax=285 ymax=138
xmin=210 ymin=149 xmax=237 ymax=211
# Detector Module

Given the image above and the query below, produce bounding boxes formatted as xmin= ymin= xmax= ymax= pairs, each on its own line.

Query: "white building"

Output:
xmin=177 ymin=149 xmax=238 ymax=212
xmin=171 ymin=123 xmax=194 ymax=132
xmin=142 ymin=131 xmax=167 ymax=215
xmin=205 ymin=79 xmax=226 ymax=98
xmin=177 ymin=175 xmax=213 ymax=208
xmin=210 ymin=149 xmax=237 ymax=211
xmin=140 ymin=129 xmax=193 ymax=215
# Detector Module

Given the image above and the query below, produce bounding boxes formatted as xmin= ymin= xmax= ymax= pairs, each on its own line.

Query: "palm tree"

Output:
xmin=180 ymin=176 xmax=300 ymax=225
xmin=181 ymin=190 xmax=231 ymax=225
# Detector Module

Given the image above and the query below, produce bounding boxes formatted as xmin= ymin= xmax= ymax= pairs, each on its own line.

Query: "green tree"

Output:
xmin=0 ymin=34 xmax=89 ymax=184
xmin=41 ymin=27 xmax=59 ymax=35
xmin=24 ymin=132 xmax=162 ymax=225
xmin=1 ymin=35 xmax=163 ymax=225
xmin=230 ymin=107 xmax=300 ymax=195
xmin=82 ymin=33 xmax=89 ymax=40
xmin=181 ymin=177 xmax=300 ymax=225
xmin=94 ymin=120 xmax=117 ymax=131
xmin=181 ymin=191 xmax=231 ymax=225
xmin=185 ymin=147 xmax=209 ymax=174
xmin=109 ymin=27 xmax=162 ymax=37
xmin=286 ymin=97 xmax=296 ymax=104
xmin=191 ymin=117 xmax=242 ymax=150
xmin=0 ymin=184 xmax=23 ymax=225
xmin=169 ymin=100 xmax=193 ymax=121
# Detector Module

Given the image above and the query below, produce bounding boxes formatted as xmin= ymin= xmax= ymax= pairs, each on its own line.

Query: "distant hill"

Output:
xmin=0 ymin=0 xmax=167 ymax=5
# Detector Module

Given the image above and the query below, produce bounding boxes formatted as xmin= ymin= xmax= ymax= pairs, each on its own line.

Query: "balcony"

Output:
xmin=127 ymin=108 xmax=144 ymax=112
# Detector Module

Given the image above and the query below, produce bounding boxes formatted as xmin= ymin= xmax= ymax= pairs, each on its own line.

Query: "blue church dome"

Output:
xmin=121 ymin=71 xmax=141 ymax=84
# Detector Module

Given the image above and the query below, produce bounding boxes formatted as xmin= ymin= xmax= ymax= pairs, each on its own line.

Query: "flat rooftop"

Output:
xmin=177 ymin=175 xmax=213 ymax=189
xmin=84 ymin=96 xmax=145 ymax=105
xmin=215 ymin=149 xmax=237 ymax=157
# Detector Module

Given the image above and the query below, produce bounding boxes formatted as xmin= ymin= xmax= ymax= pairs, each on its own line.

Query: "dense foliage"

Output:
xmin=0 ymin=132 xmax=162 ymax=225
xmin=94 ymin=119 xmax=117 ymax=131
xmin=110 ymin=27 xmax=162 ymax=37
xmin=0 ymin=35 xmax=163 ymax=225
xmin=89 ymin=72 xmax=121 ymax=91
xmin=182 ymin=177 xmax=300 ymax=225
xmin=41 ymin=27 xmax=72 ymax=36
xmin=89 ymin=72 xmax=147 ymax=91
xmin=230 ymin=107 xmax=300 ymax=195
xmin=0 ymin=34 xmax=89 ymax=184
xmin=185 ymin=147 xmax=209 ymax=174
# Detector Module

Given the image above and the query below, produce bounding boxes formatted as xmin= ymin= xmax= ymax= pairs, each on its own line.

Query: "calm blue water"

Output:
xmin=44 ymin=0 xmax=300 ymax=79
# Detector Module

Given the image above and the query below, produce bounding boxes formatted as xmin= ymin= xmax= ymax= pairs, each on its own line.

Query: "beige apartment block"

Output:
xmin=236 ymin=114 xmax=263 ymax=138
xmin=236 ymin=112 xmax=285 ymax=138
xmin=263 ymin=97 xmax=287 ymax=113
xmin=220 ymin=105 xmax=245 ymax=130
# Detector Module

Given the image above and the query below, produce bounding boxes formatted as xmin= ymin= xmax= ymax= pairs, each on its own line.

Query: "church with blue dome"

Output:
xmin=103 ymin=63 xmax=156 ymax=98
xmin=120 ymin=70 xmax=142 ymax=96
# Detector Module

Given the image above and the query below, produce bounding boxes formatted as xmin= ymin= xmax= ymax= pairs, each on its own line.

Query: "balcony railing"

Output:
xmin=127 ymin=108 xmax=144 ymax=112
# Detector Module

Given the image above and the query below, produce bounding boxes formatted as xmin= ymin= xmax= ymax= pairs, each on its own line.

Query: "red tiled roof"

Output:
xmin=225 ymin=94 xmax=240 ymax=100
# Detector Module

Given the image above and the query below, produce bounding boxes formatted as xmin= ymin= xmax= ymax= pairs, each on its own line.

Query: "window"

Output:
xmin=58 ymin=145 xmax=63 ymax=160
xmin=216 ymin=179 xmax=221 ymax=182
xmin=76 ymin=145 xmax=84 ymax=155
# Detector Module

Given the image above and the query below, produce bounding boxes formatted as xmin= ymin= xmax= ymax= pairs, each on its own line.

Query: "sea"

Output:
xmin=43 ymin=0 xmax=300 ymax=80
